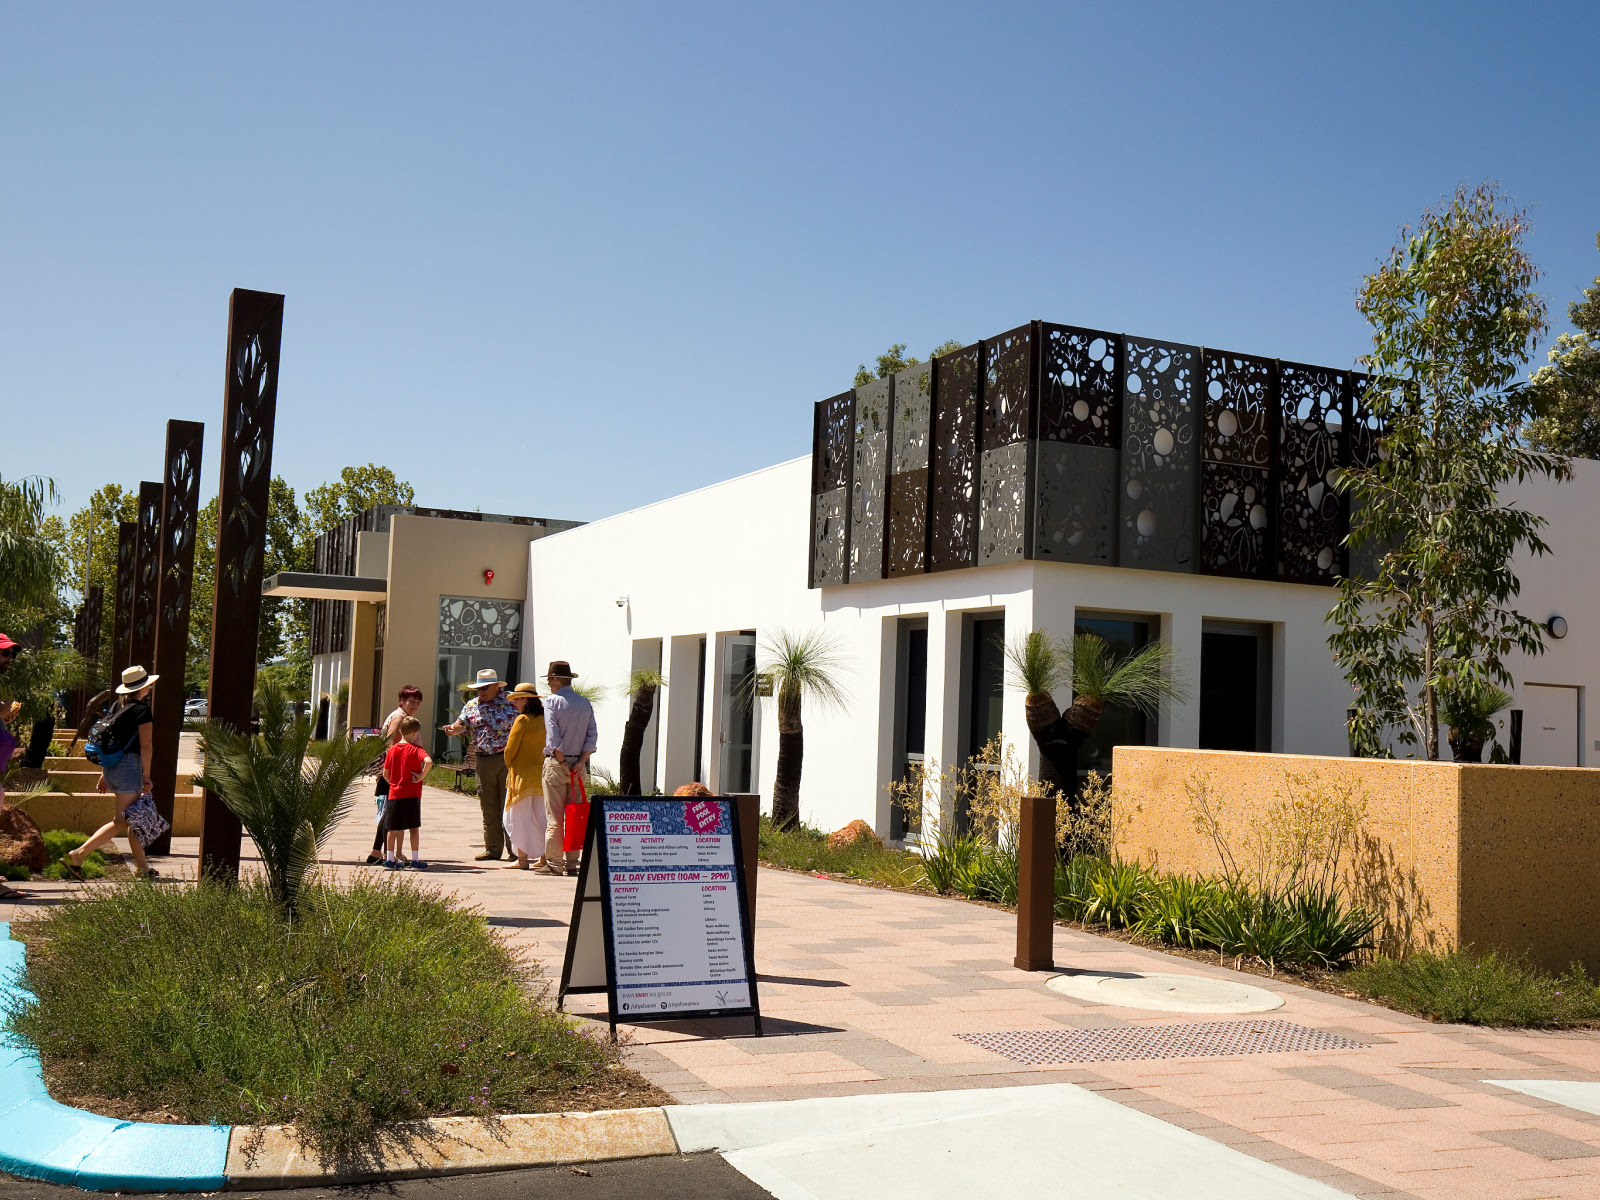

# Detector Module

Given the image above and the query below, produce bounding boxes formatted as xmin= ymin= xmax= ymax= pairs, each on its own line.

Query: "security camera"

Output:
xmin=616 ymin=595 xmax=629 ymax=608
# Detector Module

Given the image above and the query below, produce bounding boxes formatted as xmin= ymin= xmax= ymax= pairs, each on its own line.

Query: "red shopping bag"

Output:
xmin=562 ymin=768 xmax=590 ymax=853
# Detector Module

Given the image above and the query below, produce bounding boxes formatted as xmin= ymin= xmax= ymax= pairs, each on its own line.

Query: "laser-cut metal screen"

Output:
xmin=807 ymin=319 xmax=1361 ymax=591
xmin=809 ymin=392 xmax=854 ymax=588
xmin=929 ymin=345 xmax=980 ymax=573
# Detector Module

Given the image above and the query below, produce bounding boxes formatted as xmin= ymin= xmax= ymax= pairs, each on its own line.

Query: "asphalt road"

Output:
xmin=0 ymin=1154 xmax=775 ymax=1200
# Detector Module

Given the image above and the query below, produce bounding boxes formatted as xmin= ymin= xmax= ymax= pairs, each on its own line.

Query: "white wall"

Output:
xmin=526 ymin=455 xmax=1600 ymax=833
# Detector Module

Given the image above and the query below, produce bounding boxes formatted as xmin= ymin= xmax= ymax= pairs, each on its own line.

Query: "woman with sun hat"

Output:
xmin=65 ymin=665 xmax=158 ymax=880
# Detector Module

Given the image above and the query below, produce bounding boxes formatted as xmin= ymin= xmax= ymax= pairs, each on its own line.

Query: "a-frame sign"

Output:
xmin=559 ymin=795 xmax=762 ymax=1038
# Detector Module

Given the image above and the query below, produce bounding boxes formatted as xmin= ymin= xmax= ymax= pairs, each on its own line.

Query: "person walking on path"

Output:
xmin=0 ymin=633 xmax=29 ymax=898
xmin=380 ymin=715 xmax=432 ymax=869
xmin=536 ymin=660 xmax=596 ymax=876
xmin=368 ymin=684 xmax=424 ymax=865
xmin=502 ymin=682 xmax=547 ymax=870
xmin=443 ymin=669 xmax=517 ymax=861
xmin=65 ymin=665 xmax=157 ymax=880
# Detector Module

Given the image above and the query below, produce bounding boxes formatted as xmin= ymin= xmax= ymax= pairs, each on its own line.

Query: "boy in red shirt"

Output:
xmin=381 ymin=716 xmax=433 ymax=869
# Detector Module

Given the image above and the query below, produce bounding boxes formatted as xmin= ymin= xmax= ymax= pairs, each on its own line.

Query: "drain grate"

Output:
xmin=958 ymin=1020 xmax=1368 ymax=1065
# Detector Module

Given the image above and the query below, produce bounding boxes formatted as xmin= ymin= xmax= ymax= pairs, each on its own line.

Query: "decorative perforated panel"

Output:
xmin=1200 ymin=462 xmax=1271 ymax=577
xmin=849 ymin=378 xmax=892 ymax=583
xmin=887 ymin=469 xmax=928 ymax=577
xmin=813 ymin=392 xmax=854 ymax=494
xmin=1202 ymin=350 xmax=1273 ymax=468
xmin=1346 ymin=372 xmax=1386 ymax=581
xmin=892 ymin=362 xmax=932 ymax=473
xmin=130 ymin=481 xmax=163 ymax=671
xmin=438 ymin=597 xmax=523 ymax=651
xmin=978 ymin=442 xmax=1029 ymax=565
xmin=983 ymin=324 xmax=1033 ymax=450
xmin=811 ymin=489 xmax=848 ymax=588
xmin=1040 ymin=324 xmax=1120 ymax=447
xmin=1278 ymin=360 xmax=1347 ymax=584
xmin=1035 ymin=441 xmax=1117 ymax=564
xmin=929 ymin=346 xmax=980 ymax=573
xmin=1119 ymin=337 xmax=1198 ymax=571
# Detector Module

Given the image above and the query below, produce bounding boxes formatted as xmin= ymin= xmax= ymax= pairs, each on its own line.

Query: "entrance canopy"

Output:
xmin=261 ymin=572 xmax=387 ymax=602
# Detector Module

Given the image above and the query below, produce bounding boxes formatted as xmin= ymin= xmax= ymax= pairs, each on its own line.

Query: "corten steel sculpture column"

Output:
xmin=147 ymin=420 xmax=204 ymax=855
xmin=112 ymin=522 xmax=138 ymax=676
xmin=1014 ymin=793 xmax=1057 ymax=971
xmin=198 ymin=289 xmax=284 ymax=881
xmin=72 ymin=586 xmax=104 ymax=725
xmin=129 ymin=482 xmax=163 ymax=675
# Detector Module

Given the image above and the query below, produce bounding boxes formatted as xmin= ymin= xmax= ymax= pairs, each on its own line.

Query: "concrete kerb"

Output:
xmin=0 ymin=924 xmax=681 ymax=1192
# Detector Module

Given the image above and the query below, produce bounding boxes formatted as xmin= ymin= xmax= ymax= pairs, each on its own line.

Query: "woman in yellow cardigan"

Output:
xmin=502 ymin=682 xmax=547 ymax=869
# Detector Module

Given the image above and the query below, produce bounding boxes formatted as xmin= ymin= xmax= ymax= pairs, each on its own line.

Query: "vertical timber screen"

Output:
xmin=148 ymin=419 xmax=204 ymax=855
xmin=809 ymin=392 xmax=853 ymax=588
xmin=199 ymin=289 xmax=285 ymax=880
xmin=130 ymin=482 xmax=163 ymax=674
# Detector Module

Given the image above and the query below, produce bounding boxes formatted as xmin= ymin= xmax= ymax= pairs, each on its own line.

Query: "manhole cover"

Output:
xmin=1046 ymin=971 xmax=1284 ymax=1014
xmin=957 ymin=1020 xmax=1366 ymax=1065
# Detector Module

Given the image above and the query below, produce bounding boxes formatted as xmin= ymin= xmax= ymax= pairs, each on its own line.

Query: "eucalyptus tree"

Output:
xmin=1527 ymin=232 xmax=1600 ymax=458
xmin=1331 ymin=184 xmax=1567 ymax=759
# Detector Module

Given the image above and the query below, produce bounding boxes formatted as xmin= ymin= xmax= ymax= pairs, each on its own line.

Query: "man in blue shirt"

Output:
xmin=536 ymin=659 xmax=597 ymax=876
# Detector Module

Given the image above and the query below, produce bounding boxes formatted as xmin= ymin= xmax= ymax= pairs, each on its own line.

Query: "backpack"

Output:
xmin=84 ymin=705 xmax=136 ymax=767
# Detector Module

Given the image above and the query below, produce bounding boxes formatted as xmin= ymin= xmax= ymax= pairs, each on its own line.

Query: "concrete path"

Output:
xmin=7 ymin=784 xmax=1600 ymax=1198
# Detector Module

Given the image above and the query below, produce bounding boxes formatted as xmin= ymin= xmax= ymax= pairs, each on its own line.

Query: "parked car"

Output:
xmin=184 ymin=698 xmax=208 ymax=718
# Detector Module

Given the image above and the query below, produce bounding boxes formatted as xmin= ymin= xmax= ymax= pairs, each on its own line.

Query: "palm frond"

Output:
xmin=1067 ymin=634 xmax=1188 ymax=715
xmin=569 ymin=679 xmax=610 ymax=704
xmin=756 ymin=628 xmax=851 ymax=713
xmin=1005 ymin=630 xmax=1065 ymax=698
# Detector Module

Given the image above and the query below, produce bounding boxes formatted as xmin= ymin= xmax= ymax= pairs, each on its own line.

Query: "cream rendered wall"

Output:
xmin=523 ymin=455 xmax=1600 ymax=835
xmin=378 ymin=515 xmax=555 ymax=729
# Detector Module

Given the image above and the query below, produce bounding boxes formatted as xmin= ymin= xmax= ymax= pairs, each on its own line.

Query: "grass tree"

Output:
xmin=1438 ymin=679 xmax=1513 ymax=764
xmin=1331 ymin=183 xmax=1568 ymax=758
xmin=618 ymin=667 xmax=666 ymax=795
xmin=198 ymin=678 xmax=381 ymax=914
xmin=1005 ymin=630 xmax=1185 ymax=797
xmin=757 ymin=628 xmax=849 ymax=830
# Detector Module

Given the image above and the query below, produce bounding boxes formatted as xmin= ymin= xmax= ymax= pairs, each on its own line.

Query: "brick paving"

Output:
xmin=8 ymin=782 xmax=1600 ymax=1198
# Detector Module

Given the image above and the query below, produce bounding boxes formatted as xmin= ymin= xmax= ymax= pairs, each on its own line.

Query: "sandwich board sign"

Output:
xmin=558 ymin=795 xmax=763 ymax=1037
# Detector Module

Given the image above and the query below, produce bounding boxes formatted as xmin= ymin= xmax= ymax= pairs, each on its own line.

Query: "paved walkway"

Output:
xmin=8 ymin=784 xmax=1600 ymax=1198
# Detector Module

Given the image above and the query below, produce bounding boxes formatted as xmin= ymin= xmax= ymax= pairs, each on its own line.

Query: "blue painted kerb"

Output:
xmin=0 ymin=923 xmax=231 ymax=1192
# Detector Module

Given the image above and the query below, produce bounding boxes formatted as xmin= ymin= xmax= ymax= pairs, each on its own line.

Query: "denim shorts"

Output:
xmin=103 ymin=752 xmax=143 ymax=795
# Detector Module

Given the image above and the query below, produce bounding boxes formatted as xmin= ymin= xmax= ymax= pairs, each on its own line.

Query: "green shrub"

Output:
xmin=1349 ymin=949 xmax=1600 ymax=1027
xmin=1083 ymin=859 xmax=1148 ymax=930
xmin=971 ymin=842 xmax=1018 ymax=905
xmin=1054 ymin=854 xmax=1102 ymax=922
xmin=1 ymin=863 xmax=30 ymax=882
xmin=1134 ymin=872 xmax=1220 ymax=948
xmin=1288 ymin=886 xmax=1378 ymax=968
xmin=917 ymin=829 xmax=989 ymax=896
xmin=38 ymin=830 xmax=106 ymax=880
xmin=5 ymin=876 xmax=617 ymax=1154
xmin=1197 ymin=885 xmax=1308 ymax=973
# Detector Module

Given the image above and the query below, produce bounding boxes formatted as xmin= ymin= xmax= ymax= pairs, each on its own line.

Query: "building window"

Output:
xmin=890 ymin=617 xmax=928 ymax=840
xmin=955 ymin=613 xmax=1005 ymax=832
xmin=1200 ymin=621 xmax=1272 ymax=752
xmin=1075 ymin=614 xmax=1156 ymax=778
xmin=434 ymin=596 xmax=522 ymax=760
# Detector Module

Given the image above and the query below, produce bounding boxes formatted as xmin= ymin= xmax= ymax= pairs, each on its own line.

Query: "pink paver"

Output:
xmin=8 ymin=784 xmax=1600 ymax=1198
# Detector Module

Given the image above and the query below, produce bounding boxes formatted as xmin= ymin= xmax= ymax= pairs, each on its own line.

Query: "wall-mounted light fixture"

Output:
xmin=1547 ymin=615 xmax=1568 ymax=639
xmin=483 ymin=569 xmax=495 ymax=586
xmin=615 ymin=595 xmax=630 ymax=608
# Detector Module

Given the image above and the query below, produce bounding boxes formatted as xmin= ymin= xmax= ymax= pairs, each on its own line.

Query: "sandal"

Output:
xmin=136 ymin=868 xmax=161 ymax=881
xmin=62 ymin=861 xmax=87 ymax=881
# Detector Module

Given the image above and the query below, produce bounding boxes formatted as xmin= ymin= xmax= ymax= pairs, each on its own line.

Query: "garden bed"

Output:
xmin=758 ymin=818 xmax=1600 ymax=1030
xmin=4 ymin=876 xmax=669 ymax=1154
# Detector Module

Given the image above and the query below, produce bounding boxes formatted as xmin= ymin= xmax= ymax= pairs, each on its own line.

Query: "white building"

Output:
xmin=525 ymin=453 xmax=1599 ymax=838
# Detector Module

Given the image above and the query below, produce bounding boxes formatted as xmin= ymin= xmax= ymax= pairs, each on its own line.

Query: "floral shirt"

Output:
xmin=456 ymin=693 xmax=517 ymax=755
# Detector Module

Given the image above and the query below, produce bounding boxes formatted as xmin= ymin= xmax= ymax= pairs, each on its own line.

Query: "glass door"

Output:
xmin=718 ymin=632 xmax=757 ymax=794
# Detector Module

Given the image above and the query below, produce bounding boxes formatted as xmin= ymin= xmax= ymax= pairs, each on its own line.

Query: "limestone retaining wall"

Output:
xmin=1111 ymin=746 xmax=1600 ymax=972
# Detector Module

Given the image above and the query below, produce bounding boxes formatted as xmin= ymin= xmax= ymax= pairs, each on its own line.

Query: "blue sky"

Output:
xmin=4 ymin=2 xmax=1597 ymax=526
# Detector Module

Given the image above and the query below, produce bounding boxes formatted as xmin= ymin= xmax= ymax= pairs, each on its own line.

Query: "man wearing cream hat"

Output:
xmin=443 ymin=668 xmax=517 ymax=861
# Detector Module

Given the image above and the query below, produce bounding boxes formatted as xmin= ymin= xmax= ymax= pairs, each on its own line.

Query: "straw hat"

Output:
xmin=508 ymin=682 xmax=540 ymax=703
xmin=116 ymin=665 xmax=159 ymax=694
xmin=469 ymin=668 xmax=504 ymax=690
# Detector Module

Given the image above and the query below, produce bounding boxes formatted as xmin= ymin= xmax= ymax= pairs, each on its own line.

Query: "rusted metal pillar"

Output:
xmin=129 ymin=482 xmax=163 ymax=677
xmin=1015 ymin=793 xmax=1057 ymax=971
xmin=147 ymin=420 xmax=204 ymax=855
xmin=198 ymin=289 xmax=284 ymax=881
xmin=731 ymin=793 xmax=761 ymax=952
xmin=112 ymin=522 xmax=137 ymax=676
